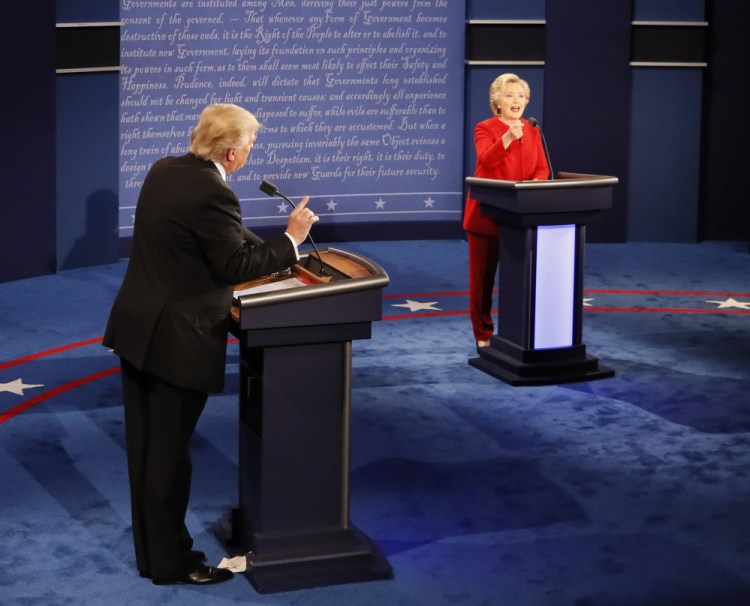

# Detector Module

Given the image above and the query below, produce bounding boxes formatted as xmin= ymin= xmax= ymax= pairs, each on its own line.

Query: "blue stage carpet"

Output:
xmin=1 ymin=240 xmax=749 ymax=605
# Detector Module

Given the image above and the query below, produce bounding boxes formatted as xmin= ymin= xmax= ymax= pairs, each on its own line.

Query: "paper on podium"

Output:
xmin=217 ymin=555 xmax=247 ymax=572
xmin=233 ymin=276 xmax=307 ymax=298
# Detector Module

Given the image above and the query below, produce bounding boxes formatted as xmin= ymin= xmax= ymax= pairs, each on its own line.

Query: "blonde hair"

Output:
xmin=189 ymin=104 xmax=260 ymax=161
xmin=489 ymin=73 xmax=531 ymax=116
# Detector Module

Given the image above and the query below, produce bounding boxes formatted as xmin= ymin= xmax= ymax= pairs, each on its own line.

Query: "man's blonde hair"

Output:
xmin=189 ymin=104 xmax=260 ymax=161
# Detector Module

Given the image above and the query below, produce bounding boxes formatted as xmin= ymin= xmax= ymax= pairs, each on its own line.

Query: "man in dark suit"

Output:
xmin=104 ymin=103 xmax=318 ymax=586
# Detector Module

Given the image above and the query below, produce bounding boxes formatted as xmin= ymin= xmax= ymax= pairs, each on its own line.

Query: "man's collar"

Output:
xmin=211 ymin=160 xmax=227 ymax=181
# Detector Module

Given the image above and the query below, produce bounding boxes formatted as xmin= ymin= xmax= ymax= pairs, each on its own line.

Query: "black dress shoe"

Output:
xmin=139 ymin=551 xmax=206 ymax=579
xmin=152 ymin=564 xmax=234 ymax=586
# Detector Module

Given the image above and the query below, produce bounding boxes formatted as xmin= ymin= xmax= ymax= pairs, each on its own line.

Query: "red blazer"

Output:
xmin=463 ymin=117 xmax=550 ymax=236
xmin=104 ymin=153 xmax=297 ymax=393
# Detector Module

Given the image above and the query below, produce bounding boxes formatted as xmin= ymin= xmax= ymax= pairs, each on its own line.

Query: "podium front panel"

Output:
xmin=534 ymin=224 xmax=576 ymax=349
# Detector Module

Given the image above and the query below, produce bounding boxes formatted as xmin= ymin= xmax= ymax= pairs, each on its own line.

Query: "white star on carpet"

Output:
xmin=423 ymin=197 xmax=436 ymax=208
xmin=705 ymin=297 xmax=750 ymax=310
xmin=326 ymin=200 xmax=337 ymax=211
xmin=374 ymin=198 xmax=387 ymax=209
xmin=0 ymin=378 xmax=44 ymax=396
xmin=392 ymin=299 xmax=441 ymax=312
xmin=276 ymin=201 xmax=290 ymax=214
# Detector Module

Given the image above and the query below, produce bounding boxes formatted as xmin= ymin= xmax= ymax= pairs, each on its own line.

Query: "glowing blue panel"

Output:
xmin=534 ymin=225 xmax=575 ymax=349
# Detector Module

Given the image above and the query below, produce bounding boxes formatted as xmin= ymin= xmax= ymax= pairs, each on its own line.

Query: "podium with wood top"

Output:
xmin=227 ymin=247 xmax=392 ymax=593
xmin=465 ymin=172 xmax=618 ymax=386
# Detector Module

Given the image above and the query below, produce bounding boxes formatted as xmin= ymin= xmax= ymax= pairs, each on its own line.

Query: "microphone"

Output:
xmin=259 ymin=180 xmax=279 ymax=197
xmin=527 ymin=117 xmax=554 ymax=180
xmin=259 ymin=180 xmax=329 ymax=276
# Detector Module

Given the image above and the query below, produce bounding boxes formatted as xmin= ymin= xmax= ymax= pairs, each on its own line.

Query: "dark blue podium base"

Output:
xmin=243 ymin=526 xmax=393 ymax=594
xmin=470 ymin=339 xmax=615 ymax=386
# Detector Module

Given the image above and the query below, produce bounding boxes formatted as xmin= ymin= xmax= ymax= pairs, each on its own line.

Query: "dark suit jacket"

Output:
xmin=104 ymin=153 xmax=296 ymax=393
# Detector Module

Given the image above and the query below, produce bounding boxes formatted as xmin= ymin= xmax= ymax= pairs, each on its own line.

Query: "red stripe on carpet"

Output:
xmin=384 ymin=289 xmax=750 ymax=298
xmin=0 ymin=366 xmax=121 ymax=425
xmin=585 ymin=307 xmax=750 ymax=314
xmin=0 ymin=337 xmax=104 ymax=372
xmin=383 ymin=310 xmax=472 ymax=321
xmin=586 ymin=289 xmax=750 ymax=297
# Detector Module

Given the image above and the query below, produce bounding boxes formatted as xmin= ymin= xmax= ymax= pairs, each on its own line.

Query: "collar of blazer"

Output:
xmin=211 ymin=159 xmax=227 ymax=181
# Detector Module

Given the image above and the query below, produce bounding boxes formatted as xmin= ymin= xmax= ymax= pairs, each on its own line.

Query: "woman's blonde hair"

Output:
xmin=489 ymin=73 xmax=531 ymax=116
xmin=189 ymin=103 xmax=260 ymax=161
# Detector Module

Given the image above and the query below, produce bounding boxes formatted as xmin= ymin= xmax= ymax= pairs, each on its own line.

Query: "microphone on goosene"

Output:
xmin=259 ymin=180 xmax=329 ymax=276
xmin=527 ymin=117 xmax=554 ymax=180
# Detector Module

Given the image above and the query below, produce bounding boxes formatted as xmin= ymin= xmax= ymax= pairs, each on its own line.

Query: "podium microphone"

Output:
xmin=527 ymin=117 xmax=554 ymax=180
xmin=259 ymin=180 xmax=329 ymax=276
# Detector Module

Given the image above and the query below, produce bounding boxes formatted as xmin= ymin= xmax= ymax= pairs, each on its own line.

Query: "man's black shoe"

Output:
xmin=139 ymin=551 xmax=207 ymax=579
xmin=152 ymin=564 xmax=234 ymax=585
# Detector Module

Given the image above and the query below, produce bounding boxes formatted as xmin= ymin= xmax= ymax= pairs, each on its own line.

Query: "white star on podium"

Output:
xmin=326 ymin=200 xmax=337 ymax=211
xmin=705 ymin=297 xmax=750 ymax=310
xmin=0 ymin=378 xmax=44 ymax=396
xmin=276 ymin=201 xmax=290 ymax=214
xmin=423 ymin=197 xmax=436 ymax=208
xmin=392 ymin=300 xmax=441 ymax=312
xmin=583 ymin=298 xmax=594 ymax=307
xmin=374 ymin=198 xmax=387 ymax=209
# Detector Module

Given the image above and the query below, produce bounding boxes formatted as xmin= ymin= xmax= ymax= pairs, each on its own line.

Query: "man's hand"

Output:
xmin=285 ymin=196 xmax=318 ymax=245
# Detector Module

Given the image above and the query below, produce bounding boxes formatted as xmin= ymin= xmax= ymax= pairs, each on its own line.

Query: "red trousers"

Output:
xmin=467 ymin=231 xmax=499 ymax=342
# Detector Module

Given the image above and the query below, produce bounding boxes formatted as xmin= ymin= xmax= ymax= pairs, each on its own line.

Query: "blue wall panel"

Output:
xmin=628 ymin=1 xmax=706 ymax=242
xmin=628 ymin=68 xmax=703 ymax=242
xmin=633 ymin=0 xmax=705 ymax=21
xmin=467 ymin=0 xmax=545 ymax=20
xmin=56 ymin=0 xmax=119 ymax=22
xmin=54 ymin=0 xmax=121 ymax=270
xmin=56 ymin=73 xmax=120 ymax=269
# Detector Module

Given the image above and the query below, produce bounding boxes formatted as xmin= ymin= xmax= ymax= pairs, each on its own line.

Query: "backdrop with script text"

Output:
xmin=119 ymin=0 xmax=465 ymax=233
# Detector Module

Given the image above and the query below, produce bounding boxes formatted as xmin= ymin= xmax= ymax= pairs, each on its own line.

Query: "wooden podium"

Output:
xmin=227 ymin=247 xmax=392 ymax=593
xmin=465 ymin=172 xmax=618 ymax=386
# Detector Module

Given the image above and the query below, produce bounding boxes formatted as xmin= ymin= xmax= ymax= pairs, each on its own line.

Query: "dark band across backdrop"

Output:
xmin=119 ymin=1 xmax=466 ymax=236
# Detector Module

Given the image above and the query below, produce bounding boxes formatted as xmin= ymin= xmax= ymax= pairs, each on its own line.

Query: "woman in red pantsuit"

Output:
xmin=463 ymin=73 xmax=550 ymax=349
